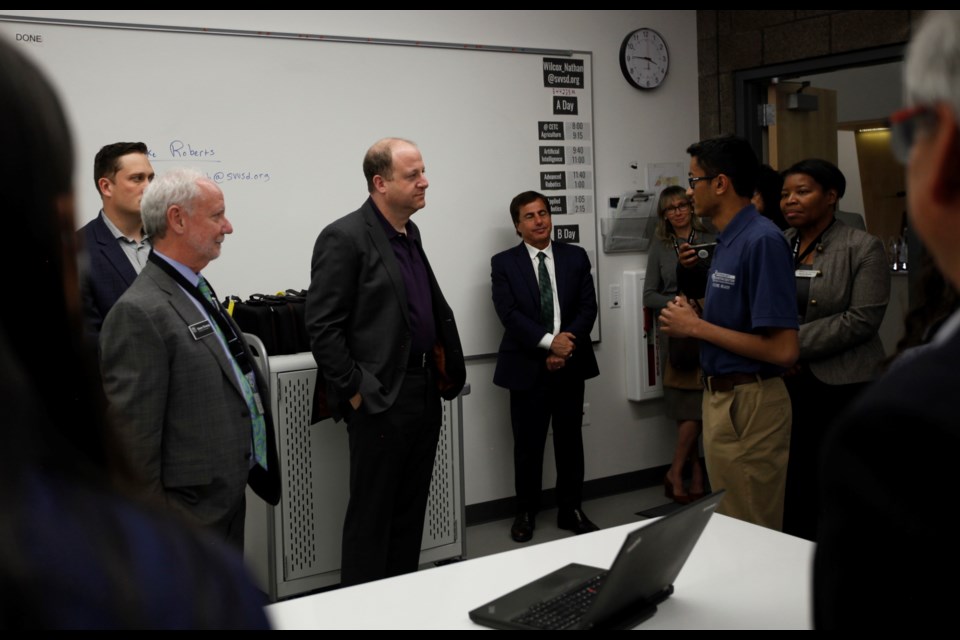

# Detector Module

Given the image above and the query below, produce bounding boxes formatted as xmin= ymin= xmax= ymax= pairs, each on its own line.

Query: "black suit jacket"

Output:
xmin=78 ymin=212 xmax=141 ymax=339
xmin=814 ymin=322 xmax=960 ymax=628
xmin=306 ymin=198 xmax=466 ymax=421
xmin=491 ymin=241 xmax=599 ymax=390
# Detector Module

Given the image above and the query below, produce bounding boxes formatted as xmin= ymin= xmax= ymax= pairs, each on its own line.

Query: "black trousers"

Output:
xmin=783 ymin=367 xmax=868 ymax=541
xmin=340 ymin=368 xmax=441 ymax=587
xmin=510 ymin=367 xmax=586 ymax=515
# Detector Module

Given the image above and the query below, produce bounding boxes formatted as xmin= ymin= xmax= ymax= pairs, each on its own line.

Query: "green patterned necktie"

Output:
xmin=537 ymin=252 xmax=554 ymax=332
xmin=197 ymin=276 xmax=268 ymax=470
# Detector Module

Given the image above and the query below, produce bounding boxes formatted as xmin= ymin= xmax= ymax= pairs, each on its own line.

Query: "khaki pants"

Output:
xmin=702 ymin=376 xmax=791 ymax=531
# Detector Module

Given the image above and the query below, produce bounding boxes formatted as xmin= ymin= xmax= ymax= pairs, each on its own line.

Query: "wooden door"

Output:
xmin=767 ymin=82 xmax=838 ymax=170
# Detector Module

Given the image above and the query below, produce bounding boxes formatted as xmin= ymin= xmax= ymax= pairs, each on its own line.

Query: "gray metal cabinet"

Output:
xmin=244 ymin=350 xmax=466 ymax=601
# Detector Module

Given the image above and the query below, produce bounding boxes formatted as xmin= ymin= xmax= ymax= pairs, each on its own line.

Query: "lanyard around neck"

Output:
xmin=147 ymin=252 xmax=253 ymax=375
xmin=672 ymin=228 xmax=696 ymax=252
xmin=792 ymin=218 xmax=836 ymax=267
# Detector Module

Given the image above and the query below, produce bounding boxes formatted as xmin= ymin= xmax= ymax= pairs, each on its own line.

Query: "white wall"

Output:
xmin=837 ymin=130 xmax=865 ymax=217
xmin=798 ymin=61 xmax=903 ymax=124
xmin=5 ymin=10 xmax=698 ymax=506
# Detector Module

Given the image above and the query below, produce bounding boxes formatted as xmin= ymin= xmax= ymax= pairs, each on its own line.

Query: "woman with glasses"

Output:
xmin=780 ymin=158 xmax=890 ymax=541
xmin=643 ymin=186 xmax=715 ymax=504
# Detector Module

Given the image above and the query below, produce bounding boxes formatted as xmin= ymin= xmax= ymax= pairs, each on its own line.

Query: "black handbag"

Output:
xmin=226 ymin=289 xmax=310 ymax=357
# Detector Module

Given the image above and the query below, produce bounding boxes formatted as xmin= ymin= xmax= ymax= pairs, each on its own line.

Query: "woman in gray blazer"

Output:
xmin=780 ymin=159 xmax=891 ymax=541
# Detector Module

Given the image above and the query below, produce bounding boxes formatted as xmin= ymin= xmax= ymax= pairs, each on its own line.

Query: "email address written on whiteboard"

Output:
xmin=148 ymin=139 xmax=271 ymax=183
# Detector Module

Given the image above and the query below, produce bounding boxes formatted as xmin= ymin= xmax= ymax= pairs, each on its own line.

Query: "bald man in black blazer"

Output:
xmin=306 ymin=138 xmax=465 ymax=587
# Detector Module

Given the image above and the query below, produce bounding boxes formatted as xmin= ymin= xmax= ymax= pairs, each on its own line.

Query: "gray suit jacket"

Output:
xmin=785 ymin=221 xmax=890 ymax=385
xmin=100 ymin=260 xmax=281 ymax=537
xmin=306 ymin=198 xmax=465 ymax=421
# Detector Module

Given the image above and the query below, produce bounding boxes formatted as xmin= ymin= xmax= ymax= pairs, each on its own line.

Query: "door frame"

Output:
xmin=733 ymin=42 xmax=922 ymax=321
xmin=734 ymin=44 xmax=905 ymax=159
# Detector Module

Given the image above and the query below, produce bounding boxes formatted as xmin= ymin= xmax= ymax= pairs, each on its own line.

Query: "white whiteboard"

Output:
xmin=0 ymin=16 xmax=599 ymax=357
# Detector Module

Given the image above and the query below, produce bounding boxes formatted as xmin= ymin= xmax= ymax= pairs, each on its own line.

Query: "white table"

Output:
xmin=266 ymin=514 xmax=814 ymax=630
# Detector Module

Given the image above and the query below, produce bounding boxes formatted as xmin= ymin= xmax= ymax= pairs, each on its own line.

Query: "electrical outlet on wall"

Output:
xmin=582 ymin=403 xmax=591 ymax=427
xmin=610 ymin=284 xmax=621 ymax=309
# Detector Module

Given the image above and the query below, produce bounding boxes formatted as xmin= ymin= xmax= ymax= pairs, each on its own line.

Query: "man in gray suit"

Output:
xmin=100 ymin=168 xmax=281 ymax=549
xmin=306 ymin=137 xmax=466 ymax=586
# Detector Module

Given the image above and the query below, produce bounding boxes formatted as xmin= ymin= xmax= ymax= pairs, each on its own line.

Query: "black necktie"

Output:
xmin=537 ymin=252 xmax=554 ymax=332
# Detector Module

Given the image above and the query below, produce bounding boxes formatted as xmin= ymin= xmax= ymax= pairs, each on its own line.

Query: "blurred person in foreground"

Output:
xmin=815 ymin=10 xmax=960 ymax=628
xmin=0 ymin=37 xmax=269 ymax=630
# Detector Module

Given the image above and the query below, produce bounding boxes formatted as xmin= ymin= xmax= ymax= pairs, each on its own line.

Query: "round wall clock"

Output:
xmin=620 ymin=28 xmax=669 ymax=90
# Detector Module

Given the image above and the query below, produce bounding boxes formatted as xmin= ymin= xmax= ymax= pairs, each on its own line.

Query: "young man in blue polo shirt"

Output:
xmin=659 ymin=135 xmax=798 ymax=531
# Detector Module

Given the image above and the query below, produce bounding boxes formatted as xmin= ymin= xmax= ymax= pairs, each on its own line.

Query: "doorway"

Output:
xmin=735 ymin=46 xmax=904 ymax=235
xmin=734 ymin=44 xmax=912 ymax=354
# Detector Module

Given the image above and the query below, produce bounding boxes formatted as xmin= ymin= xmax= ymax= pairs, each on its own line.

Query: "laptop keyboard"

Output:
xmin=511 ymin=573 xmax=608 ymax=630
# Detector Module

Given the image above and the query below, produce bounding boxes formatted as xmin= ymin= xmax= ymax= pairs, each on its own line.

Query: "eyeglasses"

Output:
xmin=662 ymin=202 xmax=691 ymax=215
xmin=889 ymin=105 xmax=938 ymax=164
xmin=688 ymin=175 xmax=717 ymax=189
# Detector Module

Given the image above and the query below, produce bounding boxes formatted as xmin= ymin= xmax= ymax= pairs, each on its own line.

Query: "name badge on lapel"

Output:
xmin=795 ymin=269 xmax=821 ymax=279
xmin=188 ymin=320 xmax=215 ymax=340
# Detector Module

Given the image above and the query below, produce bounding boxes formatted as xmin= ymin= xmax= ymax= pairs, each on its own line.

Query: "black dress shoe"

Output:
xmin=557 ymin=508 xmax=600 ymax=535
xmin=511 ymin=512 xmax=535 ymax=543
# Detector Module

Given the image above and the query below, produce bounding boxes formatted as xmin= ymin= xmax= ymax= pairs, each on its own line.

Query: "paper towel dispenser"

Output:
xmin=601 ymin=190 xmax=659 ymax=253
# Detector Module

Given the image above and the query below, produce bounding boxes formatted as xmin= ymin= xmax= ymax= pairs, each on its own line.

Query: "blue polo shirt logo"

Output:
xmin=711 ymin=271 xmax=736 ymax=290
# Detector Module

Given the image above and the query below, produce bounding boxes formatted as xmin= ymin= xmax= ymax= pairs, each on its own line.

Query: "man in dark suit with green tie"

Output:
xmin=491 ymin=190 xmax=600 ymax=543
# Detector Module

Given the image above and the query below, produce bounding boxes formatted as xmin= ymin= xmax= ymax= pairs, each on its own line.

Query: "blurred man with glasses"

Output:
xmin=815 ymin=11 xmax=960 ymax=629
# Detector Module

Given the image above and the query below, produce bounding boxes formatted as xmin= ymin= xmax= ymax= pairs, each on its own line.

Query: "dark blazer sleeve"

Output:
xmin=418 ymin=236 xmax=466 ymax=400
xmin=77 ymin=215 xmax=139 ymax=339
xmin=815 ymin=338 xmax=960 ymax=628
xmin=306 ymin=203 xmax=426 ymax=418
xmin=306 ymin=221 xmax=366 ymax=406
xmin=555 ymin=242 xmax=598 ymax=340
xmin=555 ymin=243 xmax=599 ymax=380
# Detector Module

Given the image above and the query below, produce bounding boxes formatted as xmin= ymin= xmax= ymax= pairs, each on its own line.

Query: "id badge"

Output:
xmin=245 ymin=371 xmax=265 ymax=414
xmin=188 ymin=319 xmax=214 ymax=340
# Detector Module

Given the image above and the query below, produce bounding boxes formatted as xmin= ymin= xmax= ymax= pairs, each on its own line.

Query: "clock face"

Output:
xmin=620 ymin=28 xmax=669 ymax=90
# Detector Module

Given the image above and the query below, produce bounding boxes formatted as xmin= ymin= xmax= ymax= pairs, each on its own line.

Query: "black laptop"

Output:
xmin=468 ymin=490 xmax=726 ymax=630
